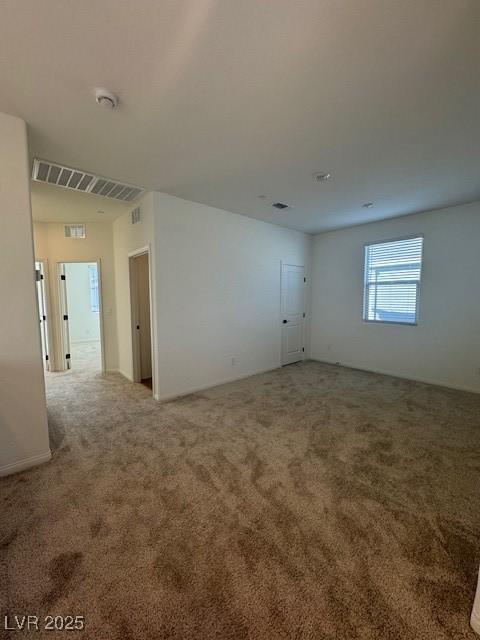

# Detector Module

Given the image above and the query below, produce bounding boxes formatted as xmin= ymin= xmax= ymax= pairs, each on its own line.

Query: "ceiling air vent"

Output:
xmin=64 ymin=224 xmax=86 ymax=239
xmin=272 ymin=202 xmax=290 ymax=210
xmin=32 ymin=159 xmax=144 ymax=202
xmin=131 ymin=206 xmax=141 ymax=225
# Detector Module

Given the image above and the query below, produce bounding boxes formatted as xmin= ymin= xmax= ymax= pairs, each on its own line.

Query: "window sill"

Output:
xmin=363 ymin=319 xmax=418 ymax=327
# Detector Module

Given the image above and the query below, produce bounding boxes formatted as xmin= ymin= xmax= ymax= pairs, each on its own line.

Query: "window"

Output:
xmin=363 ymin=236 xmax=423 ymax=325
xmin=88 ymin=265 xmax=99 ymax=312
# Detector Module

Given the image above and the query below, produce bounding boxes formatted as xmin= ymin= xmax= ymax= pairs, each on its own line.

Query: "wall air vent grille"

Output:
xmin=64 ymin=224 xmax=86 ymax=239
xmin=32 ymin=159 xmax=144 ymax=202
xmin=131 ymin=207 xmax=141 ymax=225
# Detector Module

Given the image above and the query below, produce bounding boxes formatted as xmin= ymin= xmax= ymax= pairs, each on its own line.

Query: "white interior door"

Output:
xmin=281 ymin=263 xmax=305 ymax=365
xmin=58 ymin=263 xmax=71 ymax=369
xmin=35 ymin=261 xmax=50 ymax=370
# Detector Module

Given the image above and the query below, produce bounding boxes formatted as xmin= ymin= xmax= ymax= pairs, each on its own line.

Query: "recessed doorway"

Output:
xmin=129 ymin=250 xmax=153 ymax=392
xmin=58 ymin=261 xmax=104 ymax=374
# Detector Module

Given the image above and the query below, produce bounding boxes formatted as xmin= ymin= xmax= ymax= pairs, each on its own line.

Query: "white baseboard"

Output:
xmin=472 ymin=572 xmax=480 ymax=635
xmin=309 ymin=357 xmax=480 ymax=394
xmin=0 ymin=450 xmax=51 ymax=478
xmin=154 ymin=365 xmax=280 ymax=402
xmin=472 ymin=610 xmax=480 ymax=635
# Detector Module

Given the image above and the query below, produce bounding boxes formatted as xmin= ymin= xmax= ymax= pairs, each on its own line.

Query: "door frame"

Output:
xmin=128 ymin=245 xmax=155 ymax=395
xmin=280 ymin=261 xmax=306 ymax=366
xmin=56 ymin=259 xmax=106 ymax=374
xmin=35 ymin=258 xmax=53 ymax=371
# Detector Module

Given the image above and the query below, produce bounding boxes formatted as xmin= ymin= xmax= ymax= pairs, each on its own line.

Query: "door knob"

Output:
xmin=283 ymin=319 xmax=287 ymax=324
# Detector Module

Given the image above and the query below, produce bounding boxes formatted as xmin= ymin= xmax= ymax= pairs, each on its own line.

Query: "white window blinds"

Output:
xmin=363 ymin=236 xmax=423 ymax=325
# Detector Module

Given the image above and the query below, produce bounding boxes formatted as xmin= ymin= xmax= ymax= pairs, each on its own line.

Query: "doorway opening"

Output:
xmin=58 ymin=261 xmax=104 ymax=374
xmin=280 ymin=262 xmax=306 ymax=366
xmin=129 ymin=250 xmax=153 ymax=392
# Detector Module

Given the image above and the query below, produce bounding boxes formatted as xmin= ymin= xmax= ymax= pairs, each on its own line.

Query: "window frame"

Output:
xmin=362 ymin=234 xmax=424 ymax=327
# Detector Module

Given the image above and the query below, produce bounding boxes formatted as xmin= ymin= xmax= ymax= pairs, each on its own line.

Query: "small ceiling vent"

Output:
xmin=32 ymin=159 xmax=144 ymax=202
xmin=272 ymin=202 xmax=290 ymax=210
xmin=131 ymin=206 xmax=141 ymax=225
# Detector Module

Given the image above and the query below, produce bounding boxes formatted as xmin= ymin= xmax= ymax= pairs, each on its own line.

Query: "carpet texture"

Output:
xmin=1 ymin=360 xmax=479 ymax=639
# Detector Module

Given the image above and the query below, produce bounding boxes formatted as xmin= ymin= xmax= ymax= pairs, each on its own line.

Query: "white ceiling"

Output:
xmin=1 ymin=0 xmax=479 ymax=234
xmin=31 ymin=181 xmax=131 ymax=223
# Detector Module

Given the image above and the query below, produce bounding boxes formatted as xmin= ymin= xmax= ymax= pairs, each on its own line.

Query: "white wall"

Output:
xmin=33 ymin=221 xmax=117 ymax=371
xmin=152 ymin=192 xmax=312 ymax=400
xmin=310 ymin=202 xmax=480 ymax=393
xmin=0 ymin=113 xmax=50 ymax=476
xmin=113 ymin=192 xmax=154 ymax=381
xmin=112 ymin=191 xmax=312 ymax=400
xmin=64 ymin=262 xmax=100 ymax=343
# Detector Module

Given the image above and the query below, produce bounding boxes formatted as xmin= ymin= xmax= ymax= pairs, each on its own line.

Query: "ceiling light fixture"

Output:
xmin=95 ymin=88 xmax=119 ymax=109
xmin=313 ymin=172 xmax=331 ymax=182
xmin=362 ymin=202 xmax=374 ymax=209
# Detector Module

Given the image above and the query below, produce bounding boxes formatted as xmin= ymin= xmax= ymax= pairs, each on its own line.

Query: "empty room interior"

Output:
xmin=0 ymin=2 xmax=479 ymax=638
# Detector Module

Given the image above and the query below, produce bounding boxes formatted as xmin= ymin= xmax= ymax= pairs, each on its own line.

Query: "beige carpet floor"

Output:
xmin=59 ymin=340 xmax=102 ymax=375
xmin=1 ymin=360 xmax=479 ymax=639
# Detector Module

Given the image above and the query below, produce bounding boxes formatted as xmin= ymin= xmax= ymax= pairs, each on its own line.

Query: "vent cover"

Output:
xmin=272 ymin=202 xmax=290 ymax=210
xmin=131 ymin=206 xmax=141 ymax=225
xmin=32 ymin=159 xmax=144 ymax=202
xmin=64 ymin=224 xmax=86 ymax=239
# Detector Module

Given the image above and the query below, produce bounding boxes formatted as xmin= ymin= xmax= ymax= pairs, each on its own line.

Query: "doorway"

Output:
xmin=280 ymin=263 xmax=305 ymax=365
xmin=129 ymin=251 xmax=153 ymax=390
xmin=58 ymin=261 xmax=104 ymax=374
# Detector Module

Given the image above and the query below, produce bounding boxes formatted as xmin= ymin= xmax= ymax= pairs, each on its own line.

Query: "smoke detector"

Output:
xmin=95 ymin=88 xmax=119 ymax=109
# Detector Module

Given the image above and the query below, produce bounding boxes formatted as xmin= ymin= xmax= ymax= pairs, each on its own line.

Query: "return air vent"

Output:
xmin=64 ymin=224 xmax=86 ymax=239
xmin=32 ymin=159 xmax=144 ymax=202
xmin=131 ymin=206 xmax=141 ymax=225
